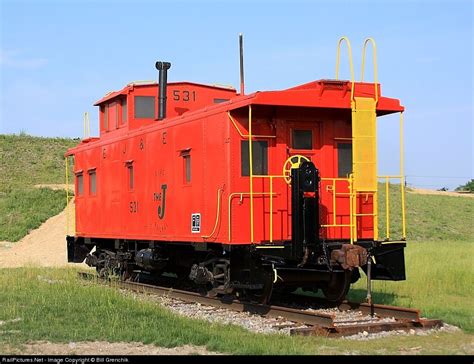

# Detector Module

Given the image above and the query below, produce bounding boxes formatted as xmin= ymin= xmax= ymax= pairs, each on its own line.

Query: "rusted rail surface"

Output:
xmin=78 ymin=271 xmax=443 ymax=337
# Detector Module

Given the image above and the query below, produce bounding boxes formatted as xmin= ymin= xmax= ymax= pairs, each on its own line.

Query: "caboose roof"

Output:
xmin=93 ymin=81 xmax=236 ymax=106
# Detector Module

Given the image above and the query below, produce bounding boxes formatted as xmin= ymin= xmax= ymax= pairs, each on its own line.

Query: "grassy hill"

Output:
xmin=0 ymin=134 xmax=78 ymax=241
xmin=378 ymin=183 xmax=473 ymax=241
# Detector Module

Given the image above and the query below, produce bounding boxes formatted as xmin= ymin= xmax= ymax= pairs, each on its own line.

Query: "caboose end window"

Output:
xmin=134 ymin=96 xmax=155 ymax=119
xmin=338 ymin=143 xmax=353 ymax=178
xmin=241 ymin=141 xmax=268 ymax=176
xmin=292 ymin=130 xmax=312 ymax=150
xmin=88 ymin=169 xmax=97 ymax=195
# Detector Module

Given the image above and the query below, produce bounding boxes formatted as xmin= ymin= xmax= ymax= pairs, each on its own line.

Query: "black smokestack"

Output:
xmin=155 ymin=61 xmax=171 ymax=120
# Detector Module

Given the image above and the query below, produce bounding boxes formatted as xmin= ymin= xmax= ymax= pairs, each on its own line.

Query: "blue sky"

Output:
xmin=0 ymin=0 xmax=472 ymax=190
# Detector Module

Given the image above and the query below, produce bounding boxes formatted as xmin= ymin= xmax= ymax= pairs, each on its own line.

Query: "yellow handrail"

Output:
xmin=385 ymin=176 xmax=390 ymax=240
xmin=228 ymin=192 xmax=276 ymax=241
xmin=202 ymin=188 xmax=224 ymax=239
xmin=320 ymin=177 xmax=354 ymax=243
xmin=335 ymin=36 xmax=355 ymax=102
xmin=248 ymin=105 xmax=254 ymax=243
xmin=361 ymin=37 xmax=379 ymax=104
xmin=227 ymin=112 xmax=276 ymax=139
xmin=377 ymin=174 xmax=407 ymax=241
xmin=65 ymin=157 xmax=69 ymax=235
xmin=270 ymin=176 xmax=273 ymax=242
xmin=400 ymin=112 xmax=407 ymax=239
xmin=253 ymin=174 xmax=287 ymax=243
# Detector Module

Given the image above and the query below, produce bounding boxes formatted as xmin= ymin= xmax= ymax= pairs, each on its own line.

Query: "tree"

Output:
xmin=455 ymin=179 xmax=474 ymax=192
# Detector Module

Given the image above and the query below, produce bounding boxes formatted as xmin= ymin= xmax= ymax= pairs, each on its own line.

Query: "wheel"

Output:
xmin=322 ymin=271 xmax=351 ymax=302
xmin=240 ymin=272 xmax=274 ymax=304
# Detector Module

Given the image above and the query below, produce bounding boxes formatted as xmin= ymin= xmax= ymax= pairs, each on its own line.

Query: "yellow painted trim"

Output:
xmin=202 ymin=188 xmax=223 ymax=239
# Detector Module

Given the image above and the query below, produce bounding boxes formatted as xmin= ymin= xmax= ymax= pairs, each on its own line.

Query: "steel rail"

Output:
xmin=77 ymin=272 xmax=334 ymax=327
xmin=77 ymin=272 xmax=442 ymax=337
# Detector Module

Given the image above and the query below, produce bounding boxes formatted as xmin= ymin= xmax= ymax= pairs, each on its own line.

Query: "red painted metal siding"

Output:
xmin=70 ymin=80 xmax=402 ymax=244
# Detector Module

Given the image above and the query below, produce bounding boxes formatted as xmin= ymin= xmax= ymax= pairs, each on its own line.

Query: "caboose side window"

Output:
xmin=121 ymin=98 xmax=127 ymax=124
xmin=241 ymin=141 xmax=268 ymax=176
xmin=76 ymin=173 xmax=83 ymax=196
xmin=292 ymin=130 xmax=312 ymax=150
xmin=89 ymin=169 xmax=97 ymax=195
xmin=184 ymin=154 xmax=191 ymax=183
xmin=127 ymin=163 xmax=134 ymax=190
xmin=103 ymin=105 xmax=108 ymax=130
xmin=180 ymin=150 xmax=191 ymax=184
xmin=338 ymin=143 xmax=353 ymax=178
xmin=134 ymin=96 xmax=155 ymax=119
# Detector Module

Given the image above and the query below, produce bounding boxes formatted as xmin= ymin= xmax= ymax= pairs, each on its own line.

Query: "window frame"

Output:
xmin=134 ymin=95 xmax=156 ymax=119
xmin=126 ymin=161 xmax=134 ymax=191
xmin=337 ymin=142 xmax=353 ymax=178
xmin=241 ymin=140 xmax=268 ymax=177
xmin=88 ymin=168 xmax=97 ymax=196
xmin=75 ymin=171 xmax=84 ymax=197
xmin=121 ymin=98 xmax=128 ymax=125
xmin=180 ymin=149 xmax=192 ymax=185
xmin=291 ymin=129 xmax=313 ymax=150
xmin=103 ymin=104 xmax=109 ymax=131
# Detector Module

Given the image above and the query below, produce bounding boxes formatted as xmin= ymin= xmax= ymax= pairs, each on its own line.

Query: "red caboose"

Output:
xmin=66 ymin=38 xmax=407 ymax=302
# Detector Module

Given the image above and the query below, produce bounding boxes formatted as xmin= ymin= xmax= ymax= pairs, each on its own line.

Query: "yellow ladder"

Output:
xmin=336 ymin=37 xmax=379 ymax=241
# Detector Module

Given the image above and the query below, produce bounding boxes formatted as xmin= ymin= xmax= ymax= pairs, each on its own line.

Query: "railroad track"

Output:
xmin=77 ymin=271 xmax=442 ymax=337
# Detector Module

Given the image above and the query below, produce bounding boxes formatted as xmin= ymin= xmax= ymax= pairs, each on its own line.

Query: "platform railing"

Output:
xmin=320 ymin=176 xmax=355 ymax=244
xmin=377 ymin=175 xmax=407 ymax=241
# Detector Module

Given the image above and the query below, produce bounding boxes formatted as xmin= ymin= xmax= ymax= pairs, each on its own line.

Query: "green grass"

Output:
xmin=0 ymin=188 xmax=68 ymax=241
xmin=348 ymin=240 xmax=474 ymax=333
xmin=0 ymin=267 xmax=472 ymax=355
xmin=377 ymin=183 xmax=473 ymax=241
xmin=0 ymin=134 xmax=77 ymax=241
xmin=0 ymin=134 xmax=78 ymax=190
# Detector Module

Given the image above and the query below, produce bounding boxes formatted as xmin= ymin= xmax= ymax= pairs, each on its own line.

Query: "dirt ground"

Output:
xmin=3 ymin=341 xmax=220 ymax=355
xmin=0 ymin=200 xmax=80 ymax=268
xmin=408 ymin=187 xmax=473 ymax=198
xmin=34 ymin=183 xmax=74 ymax=191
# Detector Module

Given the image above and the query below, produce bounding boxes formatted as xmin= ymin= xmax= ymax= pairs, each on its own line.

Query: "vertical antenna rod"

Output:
xmin=239 ymin=33 xmax=245 ymax=96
